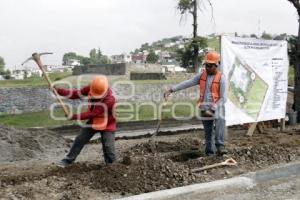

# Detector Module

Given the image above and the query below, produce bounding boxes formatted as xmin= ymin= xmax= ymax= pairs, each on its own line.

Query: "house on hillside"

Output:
xmin=131 ymin=52 xmax=147 ymax=64
xmin=111 ymin=54 xmax=132 ymax=64
xmin=162 ymin=60 xmax=186 ymax=73
xmin=158 ymin=51 xmax=176 ymax=64
xmin=28 ymin=69 xmax=42 ymax=77
xmin=164 ymin=42 xmax=176 ymax=48
xmin=65 ymin=58 xmax=80 ymax=66
xmin=45 ymin=65 xmax=73 ymax=73
xmin=11 ymin=70 xmax=26 ymax=80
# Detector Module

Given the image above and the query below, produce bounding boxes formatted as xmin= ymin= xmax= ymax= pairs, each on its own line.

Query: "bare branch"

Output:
xmin=288 ymin=0 xmax=300 ymax=15
xmin=206 ymin=0 xmax=215 ymax=23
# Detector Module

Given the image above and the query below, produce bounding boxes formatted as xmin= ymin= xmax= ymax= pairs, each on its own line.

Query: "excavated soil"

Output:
xmin=0 ymin=125 xmax=70 ymax=163
xmin=0 ymin=125 xmax=300 ymax=199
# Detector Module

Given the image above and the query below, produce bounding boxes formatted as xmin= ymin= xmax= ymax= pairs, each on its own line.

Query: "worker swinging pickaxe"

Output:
xmin=22 ymin=53 xmax=70 ymax=117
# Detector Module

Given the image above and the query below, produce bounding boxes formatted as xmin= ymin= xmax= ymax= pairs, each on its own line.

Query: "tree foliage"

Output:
xmin=0 ymin=56 xmax=5 ymax=73
xmin=177 ymin=0 xmax=194 ymax=14
xmin=146 ymin=50 xmax=159 ymax=63
xmin=62 ymin=48 xmax=110 ymax=66
xmin=177 ymin=0 xmax=211 ymax=72
xmin=89 ymin=48 xmax=109 ymax=65
xmin=62 ymin=52 xmax=78 ymax=65
xmin=176 ymin=36 xmax=208 ymax=68
xmin=4 ymin=69 xmax=11 ymax=79
xmin=261 ymin=32 xmax=273 ymax=40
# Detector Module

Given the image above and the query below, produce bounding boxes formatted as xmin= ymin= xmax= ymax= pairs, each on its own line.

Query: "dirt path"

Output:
xmin=0 ymin=125 xmax=300 ymax=200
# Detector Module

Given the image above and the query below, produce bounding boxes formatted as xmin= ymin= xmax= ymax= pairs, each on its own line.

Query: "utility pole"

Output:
xmin=193 ymin=0 xmax=199 ymax=73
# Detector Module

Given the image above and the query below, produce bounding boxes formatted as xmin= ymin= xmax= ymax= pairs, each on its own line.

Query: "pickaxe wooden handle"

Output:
xmin=22 ymin=53 xmax=70 ymax=117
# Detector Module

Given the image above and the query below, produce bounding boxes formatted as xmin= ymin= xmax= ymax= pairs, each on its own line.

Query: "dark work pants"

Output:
xmin=201 ymin=107 xmax=226 ymax=154
xmin=202 ymin=118 xmax=225 ymax=154
xmin=65 ymin=127 xmax=116 ymax=164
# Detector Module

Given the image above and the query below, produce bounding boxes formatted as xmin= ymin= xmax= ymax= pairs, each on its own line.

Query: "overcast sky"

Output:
xmin=0 ymin=0 xmax=298 ymax=69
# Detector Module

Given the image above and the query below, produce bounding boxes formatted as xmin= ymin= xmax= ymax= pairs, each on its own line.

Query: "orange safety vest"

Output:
xmin=88 ymin=95 xmax=108 ymax=130
xmin=198 ymin=69 xmax=222 ymax=107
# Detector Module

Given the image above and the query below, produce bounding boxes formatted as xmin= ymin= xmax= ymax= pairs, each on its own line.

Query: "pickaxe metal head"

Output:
xmin=21 ymin=52 xmax=53 ymax=66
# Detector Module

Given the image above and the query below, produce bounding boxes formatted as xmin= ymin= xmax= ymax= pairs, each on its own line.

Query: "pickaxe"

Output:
xmin=22 ymin=53 xmax=70 ymax=117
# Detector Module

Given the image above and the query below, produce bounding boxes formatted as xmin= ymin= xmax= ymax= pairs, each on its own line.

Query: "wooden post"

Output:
xmin=257 ymin=123 xmax=264 ymax=134
xmin=280 ymin=118 xmax=285 ymax=131
xmin=246 ymin=122 xmax=258 ymax=137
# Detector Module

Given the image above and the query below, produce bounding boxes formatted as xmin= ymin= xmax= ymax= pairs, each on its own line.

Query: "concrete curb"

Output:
xmin=118 ymin=177 xmax=254 ymax=200
xmin=118 ymin=161 xmax=300 ymax=200
xmin=245 ymin=160 xmax=300 ymax=183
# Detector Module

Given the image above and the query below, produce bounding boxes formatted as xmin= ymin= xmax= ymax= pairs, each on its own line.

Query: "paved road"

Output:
xmin=178 ymin=175 xmax=300 ymax=200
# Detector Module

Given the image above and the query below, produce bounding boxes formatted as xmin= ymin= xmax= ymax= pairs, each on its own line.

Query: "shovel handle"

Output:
xmin=32 ymin=54 xmax=70 ymax=117
xmin=191 ymin=158 xmax=238 ymax=173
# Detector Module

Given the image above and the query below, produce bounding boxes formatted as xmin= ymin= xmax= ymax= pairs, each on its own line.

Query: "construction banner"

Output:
xmin=221 ymin=35 xmax=289 ymax=126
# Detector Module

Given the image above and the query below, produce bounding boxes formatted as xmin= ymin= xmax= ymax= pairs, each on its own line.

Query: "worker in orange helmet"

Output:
xmin=55 ymin=75 xmax=117 ymax=167
xmin=164 ymin=51 xmax=227 ymax=156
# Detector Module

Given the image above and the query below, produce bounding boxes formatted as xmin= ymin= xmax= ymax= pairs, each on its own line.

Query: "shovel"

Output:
xmin=149 ymin=101 xmax=168 ymax=153
xmin=191 ymin=158 xmax=237 ymax=173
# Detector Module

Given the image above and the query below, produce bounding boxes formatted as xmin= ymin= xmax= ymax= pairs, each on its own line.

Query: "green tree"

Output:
xmin=146 ymin=50 xmax=159 ymax=63
xmin=89 ymin=48 xmax=97 ymax=60
xmin=4 ymin=69 xmax=11 ymax=79
xmin=89 ymin=48 xmax=109 ymax=65
xmin=99 ymin=55 xmax=110 ymax=64
xmin=141 ymin=43 xmax=150 ymax=51
xmin=0 ymin=56 xmax=5 ymax=74
xmin=77 ymin=55 xmax=91 ymax=66
xmin=176 ymin=36 xmax=208 ymax=69
xmin=24 ymin=70 xmax=28 ymax=79
xmin=177 ymin=0 xmax=210 ymax=72
xmin=274 ymin=33 xmax=287 ymax=40
xmin=261 ymin=32 xmax=273 ymax=40
xmin=62 ymin=52 xmax=78 ymax=65
xmin=97 ymin=48 xmax=102 ymax=60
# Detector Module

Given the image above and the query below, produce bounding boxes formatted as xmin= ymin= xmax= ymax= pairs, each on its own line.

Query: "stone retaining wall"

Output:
xmin=0 ymin=84 xmax=199 ymax=115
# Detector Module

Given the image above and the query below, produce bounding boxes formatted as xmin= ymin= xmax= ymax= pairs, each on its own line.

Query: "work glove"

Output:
xmin=163 ymin=89 xmax=173 ymax=101
xmin=204 ymin=109 xmax=215 ymax=117
xmin=65 ymin=113 xmax=75 ymax=120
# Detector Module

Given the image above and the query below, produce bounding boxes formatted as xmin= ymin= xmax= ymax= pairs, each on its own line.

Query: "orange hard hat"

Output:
xmin=89 ymin=75 xmax=108 ymax=98
xmin=204 ymin=51 xmax=220 ymax=64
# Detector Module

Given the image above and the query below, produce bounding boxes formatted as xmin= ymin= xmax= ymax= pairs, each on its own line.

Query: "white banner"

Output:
xmin=221 ymin=36 xmax=289 ymax=126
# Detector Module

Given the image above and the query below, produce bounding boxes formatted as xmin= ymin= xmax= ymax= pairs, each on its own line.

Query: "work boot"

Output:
xmin=216 ymin=146 xmax=228 ymax=156
xmin=57 ymin=158 xmax=73 ymax=168
xmin=205 ymin=151 xmax=215 ymax=157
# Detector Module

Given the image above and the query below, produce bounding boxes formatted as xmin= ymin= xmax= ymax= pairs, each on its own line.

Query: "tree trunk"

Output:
xmin=193 ymin=0 xmax=199 ymax=73
xmin=295 ymin=17 xmax=300 ymax=122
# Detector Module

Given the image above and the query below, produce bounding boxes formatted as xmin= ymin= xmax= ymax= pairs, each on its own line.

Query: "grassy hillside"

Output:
xmin=0 ymin=72 xmax=72 ymax=88
xmin=0 ymin=101 xmax=198 ymax=128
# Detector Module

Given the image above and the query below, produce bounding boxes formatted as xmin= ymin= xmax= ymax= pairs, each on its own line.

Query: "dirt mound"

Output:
xmin=129 ymin=137 xmax=201 ymax=155
xmin=0 ymin=125 xmax=69 ymax=162
xmin=1 ymin=129 xmax=300 ymax=199
xmin=89 ymin=156 xmax=193 ymax=194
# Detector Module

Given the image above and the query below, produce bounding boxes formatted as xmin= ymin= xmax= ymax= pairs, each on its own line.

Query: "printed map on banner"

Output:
xmin=221 ymin=36 xmax=289 ymax=126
